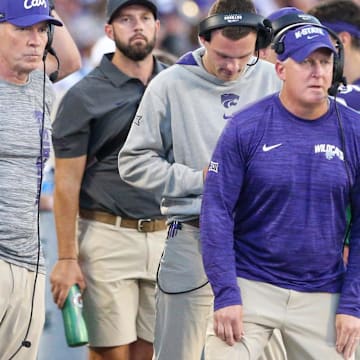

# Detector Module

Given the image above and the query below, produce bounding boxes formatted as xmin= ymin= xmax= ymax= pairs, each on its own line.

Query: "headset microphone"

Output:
xmin=328 ymin=78 xmax=347 ymax=97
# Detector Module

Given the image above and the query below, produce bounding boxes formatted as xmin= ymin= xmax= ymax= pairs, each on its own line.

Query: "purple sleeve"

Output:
xmin=338 ymin=176 xmax=360 ymax=317
xmin=337 ymin=83 xmax=360 ymax=112
xmin=200 ymin=119 xmax=245 ymax=311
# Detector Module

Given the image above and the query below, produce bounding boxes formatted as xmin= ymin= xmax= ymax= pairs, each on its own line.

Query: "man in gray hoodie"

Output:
xmin=119 ymin=0 xmax=282 ymax=359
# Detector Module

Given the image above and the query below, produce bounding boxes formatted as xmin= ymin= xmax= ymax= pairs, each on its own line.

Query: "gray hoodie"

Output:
xmin=119 ymin=47 xmax=282 ymax=221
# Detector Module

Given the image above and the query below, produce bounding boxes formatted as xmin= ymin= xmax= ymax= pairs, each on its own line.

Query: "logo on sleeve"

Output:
xmin=208 ymin=161 xmax=219 ymax=173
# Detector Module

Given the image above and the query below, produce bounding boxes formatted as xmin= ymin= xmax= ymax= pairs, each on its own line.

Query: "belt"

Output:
xmin=183 ymin=219 xmax=200 ymax=228
xmin=79 ymin=209 xmax=167 ymax=232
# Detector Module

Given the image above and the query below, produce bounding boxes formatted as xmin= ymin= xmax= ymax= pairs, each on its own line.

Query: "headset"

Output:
xmin=198 ymin=13 xmax=273 ymax=51
xmin=272 ymin=23 xmax=346 ymax=96
xmin=43 ymin=24 xmax=59 ymax=82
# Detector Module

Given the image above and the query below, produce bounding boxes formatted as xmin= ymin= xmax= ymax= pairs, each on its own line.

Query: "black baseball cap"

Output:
xmin=107 ymin=0 xmax=158 ymax=23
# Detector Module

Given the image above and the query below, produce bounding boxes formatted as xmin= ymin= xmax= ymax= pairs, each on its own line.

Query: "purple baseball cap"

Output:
xmin=278 ymin=24 xmax=336 ymax=62
xmin=268 ymin=7 xmax=304 ymax=22
xmin=0 ymin=0 xmax=62 ymax=27
xmin=267 ymin=7 xmax=321 ymax=36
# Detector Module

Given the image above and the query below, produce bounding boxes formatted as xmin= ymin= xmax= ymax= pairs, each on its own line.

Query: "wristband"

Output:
xmin=58 ymin=257 xmax=77 ymax=261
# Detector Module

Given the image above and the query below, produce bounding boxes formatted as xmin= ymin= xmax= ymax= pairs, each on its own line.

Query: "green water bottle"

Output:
xmin=61 ymin=284 xmax=88 ymax=347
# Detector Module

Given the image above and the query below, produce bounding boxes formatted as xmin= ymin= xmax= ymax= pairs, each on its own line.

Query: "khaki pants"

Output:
xmin=355 ymin=345 xmax=360 ymax=359
xmin=154 ymin=223 xmax=212 ymax=360
xmin=78 ymin=218 xmax=166 ymax=346
xmin=205 ymin=277 xmax=351 ymax=360
xmin=0 ymin=260 xmax=45 ymax=360
xmin=154 ymin=224 xmax=287 ymax=360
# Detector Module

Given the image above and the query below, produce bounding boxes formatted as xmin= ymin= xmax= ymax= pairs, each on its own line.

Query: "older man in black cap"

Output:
xmin=50 ymin=0 xmax=167 ymax=359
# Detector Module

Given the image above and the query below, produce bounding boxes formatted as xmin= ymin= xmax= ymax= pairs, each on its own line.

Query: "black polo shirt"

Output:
xmin=53 ymin=53 xmax=167 ymax=218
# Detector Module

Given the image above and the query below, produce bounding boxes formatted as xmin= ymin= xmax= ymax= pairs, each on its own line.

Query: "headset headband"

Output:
xmin=270 ymin=13 xmax=321 ymax=35
xmin=273 ymin=22 xmax=340 ymax=53
xmin=198 ymin=13 xmax=265 ymax=35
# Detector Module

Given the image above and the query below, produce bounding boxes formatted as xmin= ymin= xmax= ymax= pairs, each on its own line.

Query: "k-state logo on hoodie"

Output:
xmin=221 ymin=93 xmax=239 ymax=120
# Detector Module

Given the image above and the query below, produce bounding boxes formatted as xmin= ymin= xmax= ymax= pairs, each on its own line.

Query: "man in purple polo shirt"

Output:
xmin=201 ymin=23 xmax=360 ymax=360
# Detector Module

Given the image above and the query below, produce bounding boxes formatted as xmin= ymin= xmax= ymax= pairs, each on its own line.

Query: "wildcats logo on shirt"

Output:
xmin=314 ymin=144 xmax=344 ymax=161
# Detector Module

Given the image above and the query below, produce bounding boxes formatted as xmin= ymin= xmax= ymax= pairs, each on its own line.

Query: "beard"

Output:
xmin=114 ymin=34 xmax=156 ymax=61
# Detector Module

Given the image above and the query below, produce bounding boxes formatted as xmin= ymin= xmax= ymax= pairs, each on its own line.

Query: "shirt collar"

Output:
xmin=99 ymin=52 xmax=166 ymax=87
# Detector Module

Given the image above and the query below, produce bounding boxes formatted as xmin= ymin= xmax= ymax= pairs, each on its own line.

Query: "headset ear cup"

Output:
xmin=332 ymin=42 xmax=344 ymax=86
xmin=203 ymin=31 xmax=211 ymax=42
xmin=272 ymin=40 xmax=284 ymax=55
xmin=45 ymin=24 xmax=54 ymax=53
xmin=255 ymin=29 xmax=268 ymax=51
xmin=327 ymin=34 xmax=345 ymax=95
xmin=255 ymin=33 xmax=266 ymax=51
xmin=333 ymin=54 xmax=340 ymax=85
xmin=255 ymin=21 xmax=273 ymax=51
xmin=328 ymin=52 xmax=343 ymax=96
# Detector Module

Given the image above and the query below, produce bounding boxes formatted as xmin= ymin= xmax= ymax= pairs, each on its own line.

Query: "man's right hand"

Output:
xmin=214 ymin=304 xmax=244 ymax=346
xmin=50 ymin=259 xmax=86 ymax=308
